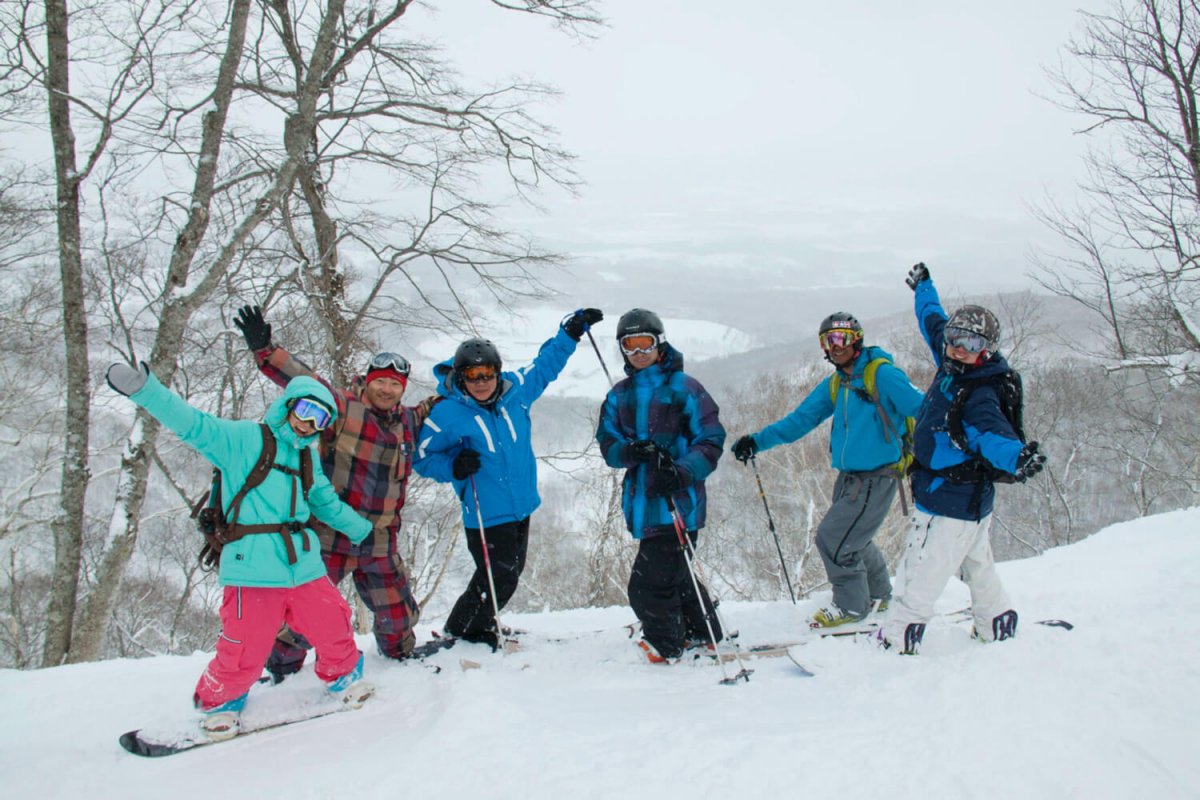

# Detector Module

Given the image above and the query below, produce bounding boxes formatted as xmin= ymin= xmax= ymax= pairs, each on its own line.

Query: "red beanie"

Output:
xmin=366 ymin=367 xmax=408 ymax=387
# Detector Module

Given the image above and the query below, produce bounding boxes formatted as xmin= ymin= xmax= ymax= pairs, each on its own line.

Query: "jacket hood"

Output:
xmin=264 ymin=375 xmax=338 ymax=449
xmin=623 ymin=342 xmax=685 ymax=377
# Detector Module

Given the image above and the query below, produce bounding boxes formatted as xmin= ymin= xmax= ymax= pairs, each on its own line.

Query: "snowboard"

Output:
xmin=119 ymin=685 xmax=374 ymax=758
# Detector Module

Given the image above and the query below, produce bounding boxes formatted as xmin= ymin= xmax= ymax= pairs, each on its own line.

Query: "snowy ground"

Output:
xmin=3 ymin=508 xmax=1199 ymax=800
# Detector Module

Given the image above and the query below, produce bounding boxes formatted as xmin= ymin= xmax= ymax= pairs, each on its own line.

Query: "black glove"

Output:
xmin=905 ymin=262 xmax=930 ymax=291
xmin=452 ymin=448 xmax=482 ymax=480
xmin=106 ymin=361 xmax=150 ymax=397
xmin=626 ymin=440 xmax=659 ymax=464
xmin=234 ymin=305 xmax=272 ymax=351
xmin=1014 ymin=441 xmax=1046 ymax=483
xmin=731 ymin=435 xmax=758 ymax=463
xmin=562 ymin=308 xmax=604 ymax=341
xmin=649 ymin=460 xmax=684 ymax=496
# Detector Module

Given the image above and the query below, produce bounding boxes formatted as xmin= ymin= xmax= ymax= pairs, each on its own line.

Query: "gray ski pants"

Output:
xmin=815 ymin=471 xmax=898 ymax=617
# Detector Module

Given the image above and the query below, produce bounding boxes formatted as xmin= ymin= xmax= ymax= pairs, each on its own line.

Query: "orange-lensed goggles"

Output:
xmin=461 ymin=365 xmax=498 ymax=383
xmin=819 ymin=329 xmax=862 ymax=350
xmin=619 ymin=334 xmax=660 ymax=355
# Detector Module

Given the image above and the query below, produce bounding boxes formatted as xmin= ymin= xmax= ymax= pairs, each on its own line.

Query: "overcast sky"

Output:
xmin=412 ymin=1 xmax=1108 ymax=298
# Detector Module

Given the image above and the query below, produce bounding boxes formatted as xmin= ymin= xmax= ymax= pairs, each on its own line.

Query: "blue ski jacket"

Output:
xmin=750 ymin=345 xmax=924 ymax=472
xmin=910 ymin=278 xmax=1026 ymax=521
xmin=596 ymin=344 xmax=725 ymax=539
xmin=414 ymin=327 xmax=578 ymax=528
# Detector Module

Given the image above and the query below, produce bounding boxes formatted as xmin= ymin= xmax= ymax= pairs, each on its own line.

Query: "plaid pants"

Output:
xmin=266 ymin=551 xmax=420 ymax=677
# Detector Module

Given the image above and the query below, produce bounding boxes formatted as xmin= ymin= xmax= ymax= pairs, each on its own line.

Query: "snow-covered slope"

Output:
xmin=3 ymin=509 xmax=1198 ymax=800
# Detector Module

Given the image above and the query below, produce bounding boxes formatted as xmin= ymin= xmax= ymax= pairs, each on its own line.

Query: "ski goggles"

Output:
xmin=619 ymin=334 xmax=660 ymax=355
xmin=819 ymin=328 xmax=862 ymax=350
xmin=368 ymin=351 xmax=411 ymax=377
xmin=289 ymin=397 xmax=334 ymax=431
xmin=461 ymin=365 xmax=499 ymax=384
xmin=944 ymin=327 xmax=988 ymax=353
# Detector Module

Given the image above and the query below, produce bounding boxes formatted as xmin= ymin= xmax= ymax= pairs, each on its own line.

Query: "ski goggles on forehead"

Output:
xmin=289 ymin=398 xmax=333 ymax=431
xmin=461 ymin=365 xmax=498 ymax=383
xmin=944 ymin=327 xmax=988 ymax=353
xmin=819 ymin=329 xmax=862 ymax=350
xmin=619 ymin=334 xmax=660 ymax=355
xmin=368 ymin=351 xmax=411 ymax=376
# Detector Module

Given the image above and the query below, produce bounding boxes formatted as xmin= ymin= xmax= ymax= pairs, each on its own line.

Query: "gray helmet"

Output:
xmin=945 ymin=305 xmax=1001 ymax=350
xmin=453 ymin=338 xmax=502 ymax=371
xmin=818 ymin=311 xmax=863 ymax=338
xmin=616 ymin=308 xmax=665 ymax=340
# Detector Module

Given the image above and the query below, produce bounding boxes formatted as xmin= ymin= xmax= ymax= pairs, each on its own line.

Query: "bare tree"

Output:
xmin=1037 ymin=0 xmax=1200 ymax=384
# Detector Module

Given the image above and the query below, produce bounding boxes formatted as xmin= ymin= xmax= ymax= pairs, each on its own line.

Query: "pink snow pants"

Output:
xmin=194 ymin=577 xmax=360 ymax=710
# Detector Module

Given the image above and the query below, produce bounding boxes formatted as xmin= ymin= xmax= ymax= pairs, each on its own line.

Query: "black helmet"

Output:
xmin=453 ymin=338 xmax=502 ymax=371
xmin=945 ymin=305 xmax=1000 ymax=350
xmin=616 ymin=308 xmax=665 ymax=340
xmin=818 ymin=312 xmax=863 ymax=337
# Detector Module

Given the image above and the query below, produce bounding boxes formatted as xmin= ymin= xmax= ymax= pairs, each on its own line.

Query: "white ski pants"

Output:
xmin=883 ymin=510 xmax=1012 ymax=646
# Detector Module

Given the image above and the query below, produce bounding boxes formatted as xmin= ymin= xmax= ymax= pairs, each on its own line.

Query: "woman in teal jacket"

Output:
xmin=106 ymin=362 xmax=373 ymax=738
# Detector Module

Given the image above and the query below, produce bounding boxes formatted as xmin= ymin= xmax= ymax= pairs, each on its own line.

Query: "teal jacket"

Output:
xmin=752 ymin=346 xmax=924 ymax=472
xmin=130 ymin=374 xmax=371 ymax=587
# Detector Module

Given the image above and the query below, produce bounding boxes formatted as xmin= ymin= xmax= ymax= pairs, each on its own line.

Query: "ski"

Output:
xmin=785 ymin=647 xmax=816 ymax=677
xmin=119 ymin=686 xmax=374 ymax=758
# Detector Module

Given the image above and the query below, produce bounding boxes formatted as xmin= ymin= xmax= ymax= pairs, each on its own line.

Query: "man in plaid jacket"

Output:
xmin=234 ymin=306 xmax=434 ymax=679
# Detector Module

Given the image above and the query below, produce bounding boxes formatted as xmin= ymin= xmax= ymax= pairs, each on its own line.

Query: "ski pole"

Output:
xmin=662 ymin=492 xmax=752 ymax=685
xmin=748 ymin=455 xmax=796 ymax=604
xmin=467 ymin=473 xmax=513 ymax=652
xmin=586 ymin=329 xmax=616 ymax=388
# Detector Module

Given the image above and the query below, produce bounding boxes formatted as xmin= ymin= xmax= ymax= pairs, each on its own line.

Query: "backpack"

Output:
xmin=191 ymin=423 xmax=314 ymax=571
xmin=828 ymin=353 xmax=917 ymax=478
xmin=940 ymin=368 xmax=1025 ymax=485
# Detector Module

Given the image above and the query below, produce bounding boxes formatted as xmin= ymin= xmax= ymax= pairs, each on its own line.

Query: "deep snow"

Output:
xmin=3 ymin=508 xmax=1198 ymax=800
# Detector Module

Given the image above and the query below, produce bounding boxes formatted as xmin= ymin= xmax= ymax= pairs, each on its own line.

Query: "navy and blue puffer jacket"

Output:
xmin=596 ymin=344 xmax=725 ymax=539
xmin=413 ymin=327 xmax=578 ymax=528
xmin=910 ymin=279 xmax=1025 ymax=521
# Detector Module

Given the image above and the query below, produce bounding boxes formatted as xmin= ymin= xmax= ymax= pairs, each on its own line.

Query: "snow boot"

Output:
xmin=809 ymin=604 xmax=867 ymax=629
xmin=636 ymin=639 xmax=681 ymax=665
xmin=326 ymin=652 xmax=373 ymax=708
xmin=198 ymin=693 xmax=247 ymax=741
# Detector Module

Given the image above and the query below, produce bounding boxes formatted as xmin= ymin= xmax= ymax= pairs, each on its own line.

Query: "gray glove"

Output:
xmin=106 ymin=361 xmax=150 ymax=397
xmin=905 ymin=262 xmax=930 ymax=291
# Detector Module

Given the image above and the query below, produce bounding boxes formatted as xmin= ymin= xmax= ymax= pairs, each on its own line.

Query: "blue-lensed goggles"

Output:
xmin=290 ymin=398 xmax=334 ymax=431
xmin=368 ymin=351 xmax=411 ymax=376
xmin=944 ymin=327 xmax=988 ymax=354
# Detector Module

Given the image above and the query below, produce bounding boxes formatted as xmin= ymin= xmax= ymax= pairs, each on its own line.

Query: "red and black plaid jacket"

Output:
xmin=255 ymin=345 xmax=434 ymax=558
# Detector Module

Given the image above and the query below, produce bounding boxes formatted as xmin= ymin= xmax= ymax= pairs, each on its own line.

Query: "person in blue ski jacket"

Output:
xmin=878 ymin=262 xmax=1046 ymax=655
xmin=414 ymin=309 xmax=602 ymax=647
xmin=596 ymin=309 xmax=726 ymax=663
xmin=730 ymin=312 xmax=924 ymax=629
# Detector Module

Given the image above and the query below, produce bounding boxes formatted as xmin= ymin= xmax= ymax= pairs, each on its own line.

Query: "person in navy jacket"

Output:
xmin=415 ymin=309 xmax=601 ymax=647
xmin=879 ymin=263 xmax=1045 ymax=655
xmin=596 ymin=309 xmax=726 ymax=662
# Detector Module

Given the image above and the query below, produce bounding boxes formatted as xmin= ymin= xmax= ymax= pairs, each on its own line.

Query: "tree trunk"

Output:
xmin=41 ymin=0 xmax=92 ymax=668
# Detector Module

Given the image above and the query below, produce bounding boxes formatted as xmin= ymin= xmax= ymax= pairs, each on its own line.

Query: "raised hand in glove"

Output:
xmin=561 ymin=308 xmax=604 ymax=341
xmin=626 ymin=440 xmax=659 ymax=464
xmin=1014 ymin=441 xmax=1046 ymax=483
xmin=731 ymin=435 xmax=758 ymax=463
xmin=106 ymin=361 xmax=150 ymax=397
xmin=905 ymin=262 xmax=930 ymax=291
xmin=452 ymin=448 xmax=482 ymax=480
xmin=234 ymin=305 xmax=272 ymax=351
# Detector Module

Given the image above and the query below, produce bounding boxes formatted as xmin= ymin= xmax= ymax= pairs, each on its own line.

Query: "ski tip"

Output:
xmin=1036 ymin=619 xmax=1075 ymax=630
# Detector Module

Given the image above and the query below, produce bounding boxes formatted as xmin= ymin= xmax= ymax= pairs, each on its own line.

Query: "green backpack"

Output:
xmin=828 ymin=353 xmax=917 ymax=481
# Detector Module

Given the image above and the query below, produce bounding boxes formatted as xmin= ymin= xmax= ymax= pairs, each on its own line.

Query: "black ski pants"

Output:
xmin=444 ymin=516 xmax=530 ymax=641
xmin=628 ymin=530 xmax=721 ymax=659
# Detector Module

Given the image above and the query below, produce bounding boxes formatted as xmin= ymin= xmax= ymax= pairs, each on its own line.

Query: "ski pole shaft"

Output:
xmin=663 ymin=492 xmax=751 ymax=684
xmin=468 ymin=473 xmax=508 ymax=650
xmin=586 ymin=330 xmax=615 ymax=388
xmin=749 ymin=455 xmax=796 ymax=604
